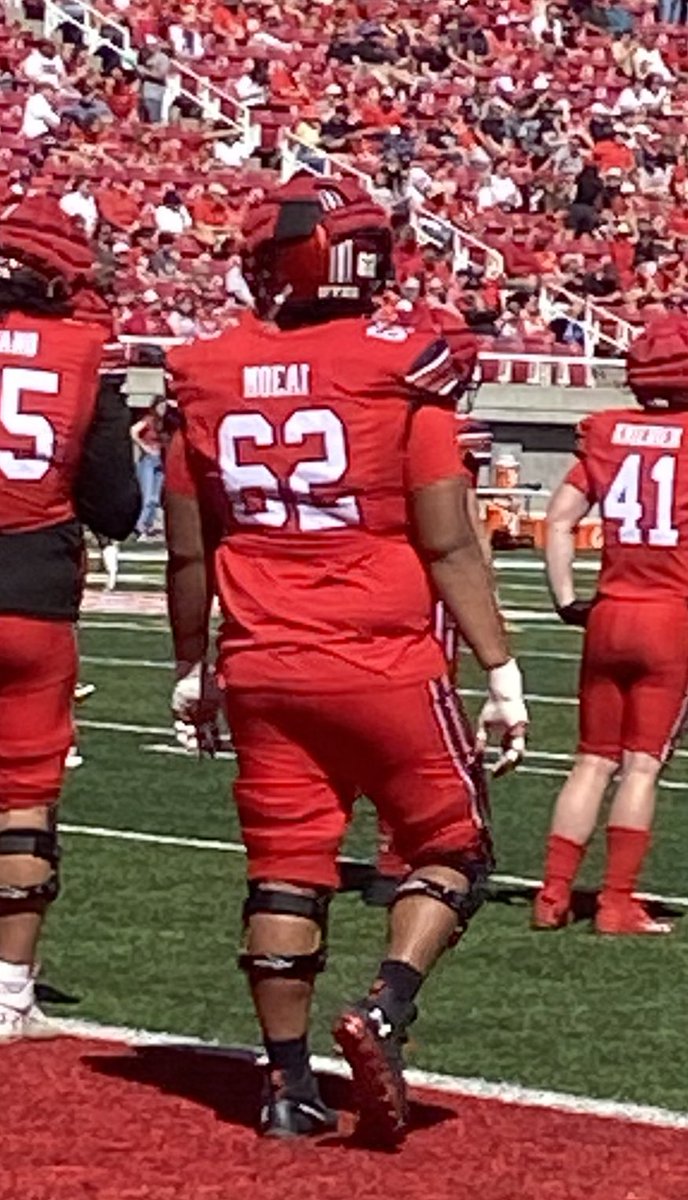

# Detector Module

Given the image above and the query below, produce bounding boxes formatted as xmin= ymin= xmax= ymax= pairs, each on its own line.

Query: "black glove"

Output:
xmin=556 ymin=599 xmax=593 ymax=628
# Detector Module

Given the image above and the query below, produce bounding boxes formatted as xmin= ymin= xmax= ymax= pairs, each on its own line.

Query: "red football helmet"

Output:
xmin=241 ymin=172 xmax=393 ymax=322
xmin=0 ymin=192 xmax=110 ymax=327
xmin=627 ymin=313 xmax=688 ymax=408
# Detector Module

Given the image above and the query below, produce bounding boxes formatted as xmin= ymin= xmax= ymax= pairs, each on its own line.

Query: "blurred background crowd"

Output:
xmin=3 ymin=0 xmax=688 ymax=361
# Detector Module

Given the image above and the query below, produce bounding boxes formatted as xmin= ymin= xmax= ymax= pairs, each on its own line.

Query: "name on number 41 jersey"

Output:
xmin=168 ymin=311 xmax=475 ymax=691
xmin=567 ymin=407 xmax=688 ymax=601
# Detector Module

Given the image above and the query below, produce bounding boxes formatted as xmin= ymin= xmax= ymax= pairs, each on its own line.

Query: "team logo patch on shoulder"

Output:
xmin=366 ymin=321 xmax=409 ymax=343
xmin=612 ymin=422 xmax=683 ymax=449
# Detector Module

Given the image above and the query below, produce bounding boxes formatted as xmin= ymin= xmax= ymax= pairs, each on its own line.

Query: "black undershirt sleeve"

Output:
xmin=74 ymin=374 xmax=141 ymax=541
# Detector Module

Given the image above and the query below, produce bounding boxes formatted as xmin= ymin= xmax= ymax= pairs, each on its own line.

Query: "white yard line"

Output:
xmin=57 ymin=820 xmax=688 ymax=909
xmin=40 ymin=1014 xmax=688 ymax=1131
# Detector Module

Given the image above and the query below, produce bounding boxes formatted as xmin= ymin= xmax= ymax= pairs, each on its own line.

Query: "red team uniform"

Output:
xmin=567 ymin=407 xmax=688 ymax=762
xmin=0 ymin=314 xmax=106 ymax=808
xmin=168 ymin=310 xmax=492 ymax=887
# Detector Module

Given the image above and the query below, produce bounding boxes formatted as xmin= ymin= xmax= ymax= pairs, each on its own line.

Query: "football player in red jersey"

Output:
xmin=165 ymin=175 xmax=528 ymax=1145
xmin=0 ymin=195 xmax=140 ymax=1040
xmin=535 ymin=314 xmax=688 ymax=936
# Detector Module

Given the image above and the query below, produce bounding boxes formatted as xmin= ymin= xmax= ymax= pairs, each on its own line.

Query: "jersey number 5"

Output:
xmin=218 ymin=408 xmax=361 ymax=531
xmin=603 ymin=452 xmax=678 ymax=547
xmin=0 ymin=367 xmax=58 ymax=482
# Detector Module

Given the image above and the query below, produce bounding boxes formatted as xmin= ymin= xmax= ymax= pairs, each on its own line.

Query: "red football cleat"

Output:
xmin=595 ymin=897 xmax=674 ymax=936
xmin=532 ymin=889 xmax=571 ymax=930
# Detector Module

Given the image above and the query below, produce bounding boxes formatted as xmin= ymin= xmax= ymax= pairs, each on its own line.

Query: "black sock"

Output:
xmin=370 ymin=959 xmax=424 ymax=1025
xmin=264 ymin=1035 xmax=311 ymax=1087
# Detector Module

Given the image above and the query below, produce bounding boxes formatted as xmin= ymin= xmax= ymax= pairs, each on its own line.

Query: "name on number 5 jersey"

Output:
xmin=168 ymin=311 xmax=472 ymax=691
xmin=567 ymin=407 xmax=688 ymax=600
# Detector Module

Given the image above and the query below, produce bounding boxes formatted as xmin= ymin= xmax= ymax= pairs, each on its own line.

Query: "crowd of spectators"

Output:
xmin=4 ymin=0 xmax=688 ymax=356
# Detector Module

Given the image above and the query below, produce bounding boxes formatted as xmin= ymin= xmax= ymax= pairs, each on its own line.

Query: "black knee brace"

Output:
xmin=238 ymin=884 xmax=332 ymax=980
xmin=0 ymin=827 xmax=61 ymax=907
xmin=390 ymin=864 xmax=489 ymax=941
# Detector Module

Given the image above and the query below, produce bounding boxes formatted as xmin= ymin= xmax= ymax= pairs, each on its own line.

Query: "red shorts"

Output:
xmin=226 ymin=676 xmax=492 ymax=889
xmin=0 ymin=616 xmax=77 ymax=810
xmin=578 ymin=598 xmax=688 ymax=764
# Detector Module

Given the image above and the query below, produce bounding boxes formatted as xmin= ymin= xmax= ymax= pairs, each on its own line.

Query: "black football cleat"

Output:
xmin=260 ymin=1068 xmax=338 ymax=1139
xmin=332 ymin=997 xmax=416 ymax=1148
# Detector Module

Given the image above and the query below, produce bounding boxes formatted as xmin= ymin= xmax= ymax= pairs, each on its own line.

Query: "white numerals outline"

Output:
xmin=218 ymin=407 xmax=361 ymax=531
xmin=0 ymin=366 xmax=58 ymax=482
xmin=603 ymin=452 xmax=679 ymax=548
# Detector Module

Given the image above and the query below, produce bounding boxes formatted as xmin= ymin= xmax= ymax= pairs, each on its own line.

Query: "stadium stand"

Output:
xmin=2 ymin=0 xmax=686 ymax=379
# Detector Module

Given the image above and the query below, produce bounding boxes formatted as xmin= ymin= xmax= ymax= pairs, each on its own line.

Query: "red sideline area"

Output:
xmin=3 ymin=1038 xmax=688 ymax=1200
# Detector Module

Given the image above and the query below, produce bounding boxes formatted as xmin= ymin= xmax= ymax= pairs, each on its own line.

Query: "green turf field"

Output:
xmin=44 ymin=550 xmax=688 ymax=1114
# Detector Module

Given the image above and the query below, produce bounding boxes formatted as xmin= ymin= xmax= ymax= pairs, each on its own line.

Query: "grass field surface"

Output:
xmin=41 ymin=550 xmax=688 ymax=1117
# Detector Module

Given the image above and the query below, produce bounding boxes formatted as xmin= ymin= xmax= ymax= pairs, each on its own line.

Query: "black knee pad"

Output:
xmin=238 ymin=883 xmax=333 ymax=980
xmin=0 ymin=827 xmax=61 ymax=907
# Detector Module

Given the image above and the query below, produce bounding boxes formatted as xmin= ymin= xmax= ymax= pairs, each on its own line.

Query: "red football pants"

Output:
xmin=0 ymin=616 xmax=77 ymax=810
xmin=226 ymin=676 xmax=492 ymax=889
xmin=578 ymin=598 xmax=688 ymax=763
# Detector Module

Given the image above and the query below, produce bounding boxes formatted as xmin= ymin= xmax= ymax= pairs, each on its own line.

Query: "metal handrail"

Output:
xmin=43 ymin=0 xmax=255 ymax=141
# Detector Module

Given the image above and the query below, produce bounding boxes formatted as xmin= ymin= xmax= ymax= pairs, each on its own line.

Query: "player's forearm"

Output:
xmin=167 ymin=554 xmax=211 ymax=669
xmin=429 ymin=542 xmax=509 ymax=671
xmin=545 ymin=519 xmax=577 ymax=608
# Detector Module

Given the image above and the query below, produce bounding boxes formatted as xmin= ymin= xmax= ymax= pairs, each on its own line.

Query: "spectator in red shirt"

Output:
xmin=96 ymin=179 xmax=142 ymax=233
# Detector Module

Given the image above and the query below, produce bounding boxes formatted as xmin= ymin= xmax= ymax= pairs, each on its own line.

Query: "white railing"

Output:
xmin=540 ymin=281 xmax=639 ymax=355
xmin=117 ymin=335 xmax=623 ymax=388
xmin=43 ymin=0 xmax=256 ymax=144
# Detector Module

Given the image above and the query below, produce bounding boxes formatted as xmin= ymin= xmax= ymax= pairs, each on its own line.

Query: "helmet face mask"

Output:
xmin=242 ymin=174 xmax=393 ymax=324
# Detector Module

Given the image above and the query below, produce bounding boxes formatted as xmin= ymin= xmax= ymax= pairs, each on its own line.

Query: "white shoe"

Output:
xmin=0 ymin=1001 xmax=59 ymax=1043
xmin=74 ymin=682 xmax=96 ymax=705
xmin=66 ymin=746 xmax=83 ymax=769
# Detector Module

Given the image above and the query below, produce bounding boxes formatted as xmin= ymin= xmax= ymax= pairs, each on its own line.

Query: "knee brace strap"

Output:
xmin=242 ymin=885 xmax=331 ymax=930
xmin=391 ymin=870 xmax=488 ymax=942
xmin=239 ymin=885 xmax=332 ymax=980
xmin=0 ymin=828 xmax=61 ymax=905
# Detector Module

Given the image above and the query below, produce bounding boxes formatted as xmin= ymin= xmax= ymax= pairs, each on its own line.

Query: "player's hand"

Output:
xmin=171 ymin=661 xmax=222 ymax=756
xmin=476 ymin=658 xmax=528 ymax=777
xmin=556 ymin=599 xmax=593 ymax=628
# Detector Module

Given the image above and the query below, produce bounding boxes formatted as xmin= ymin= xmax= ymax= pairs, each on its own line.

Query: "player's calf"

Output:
xmin=334 ymin=858 xmax=489 ymax=1147
xmin=238 ymin=881 xmax=337 ymax=1137
xmin=0 ymin=807 xmax=60 ymax=1042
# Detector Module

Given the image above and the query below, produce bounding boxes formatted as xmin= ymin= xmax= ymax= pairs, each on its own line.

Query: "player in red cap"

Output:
xmin=0 ymin=194 xmax=139 ymax=1040
xmin=535 ymin=312 xmax=688 ymax=935
xmin=165 ymin=174 xmax=528 ymax=1145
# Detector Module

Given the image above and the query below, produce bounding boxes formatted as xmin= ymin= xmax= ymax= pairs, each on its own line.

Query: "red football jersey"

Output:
xmin=566 ymin=407 xmax=688 ymax=600
xmin=168 ymin=311 xmax=473 ymax=691
xmin=0 ymin=312 xmax=106 ymax=533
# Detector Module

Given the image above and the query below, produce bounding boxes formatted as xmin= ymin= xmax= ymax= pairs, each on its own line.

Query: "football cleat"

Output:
xmin=260 ymin=1068 xmax=338 ymax=1139
xmin=595 ymin=898 xmax=674 ymax=936
xmin=532 ymin=889 xmax=571 ymax=930
xmin=333 ymin=997 xmax=416 ymax=1148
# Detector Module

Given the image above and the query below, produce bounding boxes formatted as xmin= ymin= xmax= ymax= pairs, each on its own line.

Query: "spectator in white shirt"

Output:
xmin=60 ymin=178 xmax=99 ymax=237
xmin=631 ymin=34 xmax=673 ymax=83
xmin=531 ymin=2 xmax=563 ymax=47
xmin=234 ymin=60 xmax=269 ymax=107
xmin=169 ymin=17 xmax=204 ymax=60
xmin=616 ymin=77 xmax=668 ymax=114
xmin=20 ymin=86 xmax=61 ymax=139
xmin=21 ymin=40 xmax=67 ymax=90
xmin=476 ymin=160 xmax=522 ymax=211
xmin=154 ymin=190 xmax=192 ymax=236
